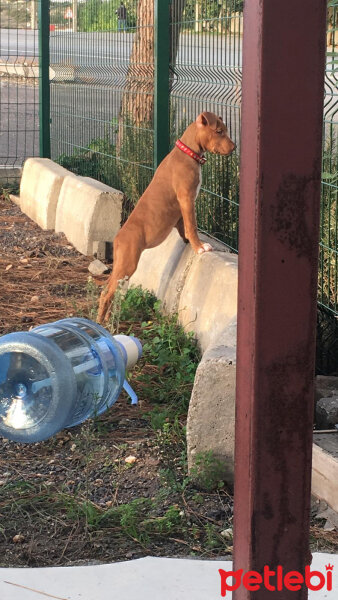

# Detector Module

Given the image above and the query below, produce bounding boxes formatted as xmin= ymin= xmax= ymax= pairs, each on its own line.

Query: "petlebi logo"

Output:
xmin=218 ymin=563 xmax=334 ymax=596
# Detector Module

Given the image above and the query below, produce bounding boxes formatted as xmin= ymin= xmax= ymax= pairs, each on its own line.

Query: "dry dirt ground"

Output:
xmin=0 ymin=194 xmax=337 ymax=568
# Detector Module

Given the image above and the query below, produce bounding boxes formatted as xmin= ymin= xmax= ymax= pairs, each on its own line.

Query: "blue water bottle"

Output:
xmin=0 ymin=317 xmax=142 ymax=443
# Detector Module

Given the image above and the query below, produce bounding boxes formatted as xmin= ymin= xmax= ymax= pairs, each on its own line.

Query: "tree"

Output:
xmin=117 ymin=1 xmax=185 ymax=150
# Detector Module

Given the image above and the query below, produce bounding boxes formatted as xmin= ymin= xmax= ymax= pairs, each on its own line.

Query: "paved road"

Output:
xmin=0 ymin=78 xmax=39 ymax=168
xmin=0 ymin=28 xmax=243 ymax=68
xmin=0 ymin=28 xmax=242 ymax=167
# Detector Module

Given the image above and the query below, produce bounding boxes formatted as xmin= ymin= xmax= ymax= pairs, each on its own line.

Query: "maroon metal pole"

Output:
xmin=233 ymin=1 xmax=327 ymax=599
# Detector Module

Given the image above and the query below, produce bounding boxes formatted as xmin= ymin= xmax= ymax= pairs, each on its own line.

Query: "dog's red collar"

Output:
xmin=175 ymin=139 xmax=207 ymax=165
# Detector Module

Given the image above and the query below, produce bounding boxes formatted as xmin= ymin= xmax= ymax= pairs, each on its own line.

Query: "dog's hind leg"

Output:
xmin=97 ymin=236 xmax=142 ymax=324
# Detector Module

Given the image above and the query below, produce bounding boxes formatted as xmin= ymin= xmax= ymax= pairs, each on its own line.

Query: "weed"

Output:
xmin=85 ymin=276 xmax=100 ymax=321
xmin=137 ymin=297 xmax=200 ymax=415
xmin=1 ymin=184 xmax=19 ymax=200
xmin=119 ymin=286 xmax=158 ymax=322
xmin=156 ymin=421 xmax=189 ymax=493
xmin=99 ymin=285 xmax=200 ymax=419
xmin=143 ymin=504 xmax=182 ymax=535
xmin=190 ymin=451 xmax=226 ymax=492
xmin=204 ymin=523 xmax=227 ymax=550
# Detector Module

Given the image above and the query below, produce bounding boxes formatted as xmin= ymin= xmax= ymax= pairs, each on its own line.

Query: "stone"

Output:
xmin=88 ymin=259 xmax=110 ymax=276
xmin=316 ymin=397 xmax=338 ymax=429
xmin=315 ymin=375 xmax=338 ymax=404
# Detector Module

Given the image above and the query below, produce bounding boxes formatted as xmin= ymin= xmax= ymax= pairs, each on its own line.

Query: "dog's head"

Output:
xmin=196 ymin=112 xmax=235 ymax=156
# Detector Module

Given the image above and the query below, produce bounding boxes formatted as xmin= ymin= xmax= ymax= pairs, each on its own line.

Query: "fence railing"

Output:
xmin=169 ymin=1 xmax=242 ymax=251
xmin=49 ymin=0 xmax=155 ymax=222
xmin=317 ymin=0 xmax=338 ymax=373
xmin=0 ymin=0 xmax=337 ymax=372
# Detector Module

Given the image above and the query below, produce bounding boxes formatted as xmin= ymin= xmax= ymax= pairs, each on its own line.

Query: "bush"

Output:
xmin=78 ymin=0 xmax=137 ymax=32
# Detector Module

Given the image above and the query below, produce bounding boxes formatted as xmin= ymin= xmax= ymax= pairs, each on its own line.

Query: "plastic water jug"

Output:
xmin=0 ymin=317 xmax=142 ymax=443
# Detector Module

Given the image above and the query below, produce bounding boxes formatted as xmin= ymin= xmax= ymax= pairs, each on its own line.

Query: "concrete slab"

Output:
xmin=178 ymin=250 xmax=238 ymax=353
xmin=0 ymin=58 xmax=53 ymax=79
xmin=130 ymin=228 xmax=237 ymax=352
xmin=130 ymin=228 xmax=238 ymax=483
xmin=130 ymin=229 xmax=194 ymax=313
xmin=187 ymin=318 xmax=237 ymax=483
xmin=0 ymin=554 xmax=336 ymax=599
xmin=19 ymin=158 xmax=72 ymax=230
xmin=55 ymin=176 xmax=123 ymax=256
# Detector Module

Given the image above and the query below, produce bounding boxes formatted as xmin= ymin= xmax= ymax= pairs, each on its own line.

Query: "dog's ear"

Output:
xmin=218 ymin=116 xmax=223 ymax=122
xmin=196 ymin=112 xmax=209 ymax=127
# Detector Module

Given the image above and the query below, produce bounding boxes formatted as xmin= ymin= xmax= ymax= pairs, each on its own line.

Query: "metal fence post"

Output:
xmin=233 ymin=0 xmax=327 ymax=598
xmin=154 ymin=0 xmax=170 ymax=168
xmin=38 ymin=0 xmax=51 ymax=158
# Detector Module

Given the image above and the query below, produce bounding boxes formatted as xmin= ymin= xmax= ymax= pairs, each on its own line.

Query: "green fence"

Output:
xmin=169 ymin=1 xmax=242 ymax=251
xmin=50 ymin=0 xmax=155 ymax=222
xmin=317 ymin=0 xmax=338 ymax=373
xmin=48 ymin=0 xmax=337 ymax=373
xmin=0 ymin=0 xmax=337 ymax=372
xmin=0 ymin=0 xmax=40 ymax=183
xmin=49 ymin=1 xmax=242 ymax=239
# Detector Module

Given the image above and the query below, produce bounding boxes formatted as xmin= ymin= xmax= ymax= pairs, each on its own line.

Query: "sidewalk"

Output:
xmin=0 ymin=553 xmax=337 ymax=599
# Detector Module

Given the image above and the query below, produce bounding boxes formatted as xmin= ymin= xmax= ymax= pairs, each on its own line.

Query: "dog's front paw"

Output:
xmin=197 ymin=243 xmax=213 ymax=254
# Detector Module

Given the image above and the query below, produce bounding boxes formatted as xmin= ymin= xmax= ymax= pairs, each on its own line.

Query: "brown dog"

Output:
xmin=98 ymin=111 xmax=235 ymax=323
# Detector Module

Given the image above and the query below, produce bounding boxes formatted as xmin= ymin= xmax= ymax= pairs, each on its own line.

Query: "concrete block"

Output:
xmin=19 ymin=158 xmax=72 ymax=230
xmin=187 ymin=318 xmax=237 ymax=485
xmin=130 ymin=229 xmax=234 ymax=322
xmin=55 ymin=176 xmax=123 ymax=256
xmin=9 ymin=194 xmax=21 ymax=207
xmin=312 ymin=441 xmax=338 ymax=512
xmin=50 ymin=63 xmax=78 ymax=82
xmin=130 ymin=229 xmax=194 ymax=313
xmin=178 ymin=250 xmax=238 ymax=353
xmin=129 ymin=227 xmax=238 ymax=483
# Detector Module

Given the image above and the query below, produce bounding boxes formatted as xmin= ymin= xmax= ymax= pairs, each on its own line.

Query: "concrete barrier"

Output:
xmin=186 ymin=317 xmax=237 ymax=484
xmin=130 ymin=229 xmax=238 ymax=481
xmin=14 ymin=158 xmax=73 ymax=230
xmin=0 ymin=57 xmax=54 ymax=79
xmin=55 ymin=176 xmax=123 ymax=256
xmin=178 ymin=250 xmax=238 ymax=353
xmin=0 ymin=167 xmax=21 ymax=186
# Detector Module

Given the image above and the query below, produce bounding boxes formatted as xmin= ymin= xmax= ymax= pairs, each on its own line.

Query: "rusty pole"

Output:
xmin=233 ymin=1 xmax=327 ymax=599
